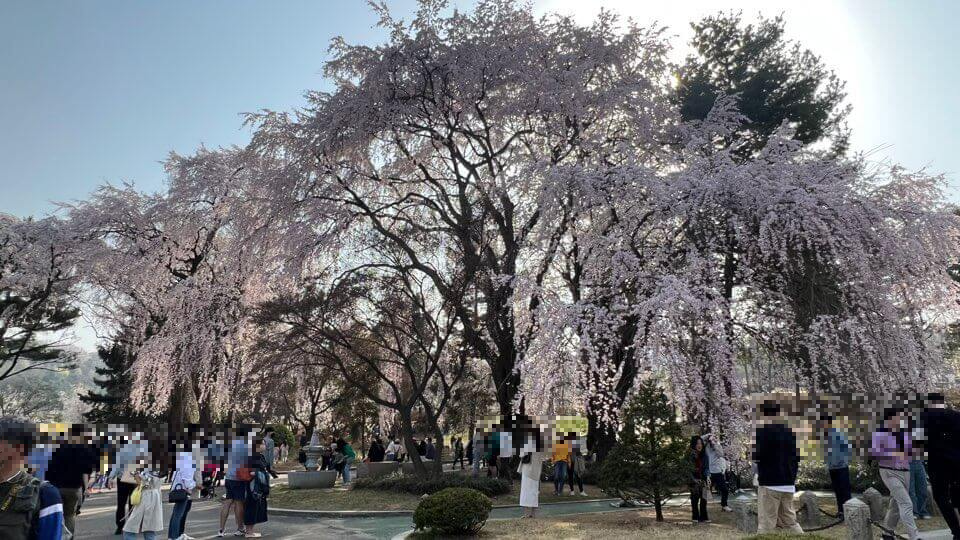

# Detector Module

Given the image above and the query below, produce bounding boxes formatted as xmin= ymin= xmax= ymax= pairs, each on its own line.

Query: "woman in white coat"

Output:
xmin=517 ymin=430 xmax=545 ymax=518
xmin=124 ymin=469 xmax=164 ymax=540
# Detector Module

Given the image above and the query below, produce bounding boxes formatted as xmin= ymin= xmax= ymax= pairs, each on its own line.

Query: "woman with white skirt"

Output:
xmin=517 ymin=431 xmax=544 ymax=518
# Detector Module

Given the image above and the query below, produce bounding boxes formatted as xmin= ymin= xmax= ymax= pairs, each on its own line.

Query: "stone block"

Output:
xmin=357 ymin=460 xmax=400 ymax=480
xmin=861 ymin=487 xmax=884 ymax=522
xmin=797 ymin=490 xmax=820 ymax=528
xmin=288 ymin=470 xmax=337 ymax=489
xmin=844 ymin=497 xmax=872 ymax=540
xmin=731 ymin=495 xmax=758 ymax=534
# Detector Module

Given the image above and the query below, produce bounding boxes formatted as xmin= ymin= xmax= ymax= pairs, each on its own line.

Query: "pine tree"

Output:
xmin=598 ymin=379 xmax=688 ymax=521
xmin=79 ymin=337 xmax=138 ymax=423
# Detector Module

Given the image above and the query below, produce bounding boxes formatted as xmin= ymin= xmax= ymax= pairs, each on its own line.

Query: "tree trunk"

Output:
xmin=400 ymin=410 xmax=428 ymax=478
xmin=587 ymin=411 xmax=617 ymax=462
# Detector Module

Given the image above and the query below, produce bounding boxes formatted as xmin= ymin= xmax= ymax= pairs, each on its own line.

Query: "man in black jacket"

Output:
xmin=920 ymin=393 xmax=960 ymax=539
xmin=752 ymin=401 xmax=803 ymax=534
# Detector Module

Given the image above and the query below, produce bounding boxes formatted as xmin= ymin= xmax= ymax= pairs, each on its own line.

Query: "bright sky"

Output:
xmin=2 ymin=0 xmax=958 ymax=350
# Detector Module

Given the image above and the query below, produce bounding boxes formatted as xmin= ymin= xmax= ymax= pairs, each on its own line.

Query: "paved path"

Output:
xmin=74 ymin=483 xmax=955 ymax=540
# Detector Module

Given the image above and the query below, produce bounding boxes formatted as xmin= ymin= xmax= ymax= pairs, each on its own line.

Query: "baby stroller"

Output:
xmin=201 ymin=463 xmax=219 ymax=499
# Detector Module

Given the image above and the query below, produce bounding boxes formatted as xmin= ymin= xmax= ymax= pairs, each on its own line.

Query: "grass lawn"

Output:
xmin=269 ymin=481 xmax=607 ymax=511
xmin=270 ymin=484 xmax=421 ymax=511
xmin=477 ymin=498 xmax=953 ymax=540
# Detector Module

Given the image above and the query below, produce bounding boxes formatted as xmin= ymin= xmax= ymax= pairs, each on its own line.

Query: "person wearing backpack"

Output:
xmin=123 ymin=468 xmax=163 ymax=540
xmin=45 ymin=425 xmax=97 ymax=537
xmin=0 ymin=418 xmax=65 ymax=540
xmin=242 ymin=439 xmax=270 ymax=538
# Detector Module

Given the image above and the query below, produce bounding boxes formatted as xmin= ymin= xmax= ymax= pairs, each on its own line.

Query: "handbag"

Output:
xmin=235 ymin=466 xmax=253 ymax=482
xmin=130 ymin=484 xmax=143 ymax=506
xmin=168 ymin=480 xmax=188 ymax=503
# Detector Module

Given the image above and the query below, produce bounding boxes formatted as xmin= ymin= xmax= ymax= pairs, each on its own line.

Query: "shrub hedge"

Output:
xmin=413 ymin=487 xmax=492 ymax=535
xmin=353 ymin=471 xmax=511 ymax=497
xmin=795 ymin=459 xmax=886 ymax=494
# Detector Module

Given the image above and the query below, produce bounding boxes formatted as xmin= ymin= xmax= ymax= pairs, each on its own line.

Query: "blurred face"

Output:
xmin=886 ymin=413 xmax=903 ymax=431
xmin=0 ymin=440 xmax=25 ymax=476
xmin=695 ymin=439 xmax=703 ymax=452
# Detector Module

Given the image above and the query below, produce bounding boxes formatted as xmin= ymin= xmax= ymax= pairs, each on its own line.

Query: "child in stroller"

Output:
xmin=201 ymin=462 xmax=219 ymax=499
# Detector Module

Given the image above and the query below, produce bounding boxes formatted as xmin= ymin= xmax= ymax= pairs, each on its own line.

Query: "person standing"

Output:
xmin=517 ymin=429 xmax=544 ymax=518
xmin=243 ymin=439 xmax=270 ymax=539
xmin=820 ymin=415 xmax=852 ymax=520
xmin=110 ymin=431 xmax=148 ymax=535
xmin=870 ymin=407 xmax=920 ymax=540
xmin=703 ymin=433 xmax=731 ymax=512
xmin=753 ymin=401 xmax=803 ymax=534
xmin=567 ymin=433 xmax=587 ymax=496
xmin=498 ymin=428 xmax=513 ymax=484
xmin=465 ymin=435 xmax=474 ymax=469
xmin=920 ymin=393 xmax=960 ymax=539
xmin=218 ymin=429 xmax=250 ymax=538
xmin=484 ymin=428 xmax=499 ymax=478
xmin=385 ymin=438 xmax=399 ymax=462
xmin=167 ymin=439 xmax=197 ymax=540
xmin=0 ymin=418 xmax=64 ymax=540
xmin=454 ymin=437 xmax=464 ymax=470
xmin=338 ymin=438 xmax=356 ymax=485
xmin=689 ymin=436 xmax=710 ymax=524
xmin=368 ymin=438 xmax=385 ymax=463
xmin=551 ymin=436 xmax=570 ymax=497
xmin=424 ymin=438 xmax=437 ymax=461
xmin=123 ymin=469 xmax=164 ymax=540
xmin=908 ymin=457 xmax=931 ymax=520
xmin=416 ymin=438 xmax=426 ymax=458
xmin=45 ymin=425 xmax=97 ymax=537
xmin=262 ymin=428 xmax=279 ymax=479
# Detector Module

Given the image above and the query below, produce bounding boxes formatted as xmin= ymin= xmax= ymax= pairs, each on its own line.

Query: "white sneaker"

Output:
xmin=217 ymin=532 xmax=225 ymax=538
xmin=568 ymin=489 xmax=574 ymax=495
xmin=723 ymin=506 xmax=733 ymax=512
xmin=580 ymin=491 xmax=589 ymax=496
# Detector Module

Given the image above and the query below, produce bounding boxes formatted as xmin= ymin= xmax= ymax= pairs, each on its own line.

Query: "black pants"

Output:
xmin=498 ymin=457 xmax=512 ymax=482
xmin=115 ymin=481 xmax=135 ymax=530
xmin=710 ymin=472 xmax=729 ymax=508
xmin=691 ymin=486 xmax=709 ymax=522
xmin=829 ymin=466 xmax=852 ymax=517
xmin=568 ymin=467 xmax=584 ymax=493
xmin=929 ymin=464 xmax=960 ymax=538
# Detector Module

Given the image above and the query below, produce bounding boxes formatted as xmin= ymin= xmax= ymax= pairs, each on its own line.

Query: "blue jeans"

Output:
xmin=909 ymin=460 xmax=929 ymax=517
xmin=554 ymin=460 xmax=568 ymax=494
xmin=168 ymin=498 xmax=192 ymax=538
xmin=342 ymin=457 xmax=353 ymax=483
xmin=124 ymin=532 xmax=156 ymax=540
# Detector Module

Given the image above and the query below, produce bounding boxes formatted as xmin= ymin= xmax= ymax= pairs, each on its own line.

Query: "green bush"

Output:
xmin=413 ymin=487 xmax=492 ymax=535
xmin=353 ymin=471 xmax=511 ymax=497
xmin=269 ymin=424 xmax=296 ymax=451
xmin=794 ymin=459 xmax=885 ymax=494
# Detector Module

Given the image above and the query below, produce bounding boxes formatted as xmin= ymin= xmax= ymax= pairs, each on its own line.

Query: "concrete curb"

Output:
xmin=270 ymin=497 xmax=621 ymax=518
xmin=492 ymin=497 xmax=618 ymax=508
xmin=270 ymin=507 xmax=415 ymax=518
